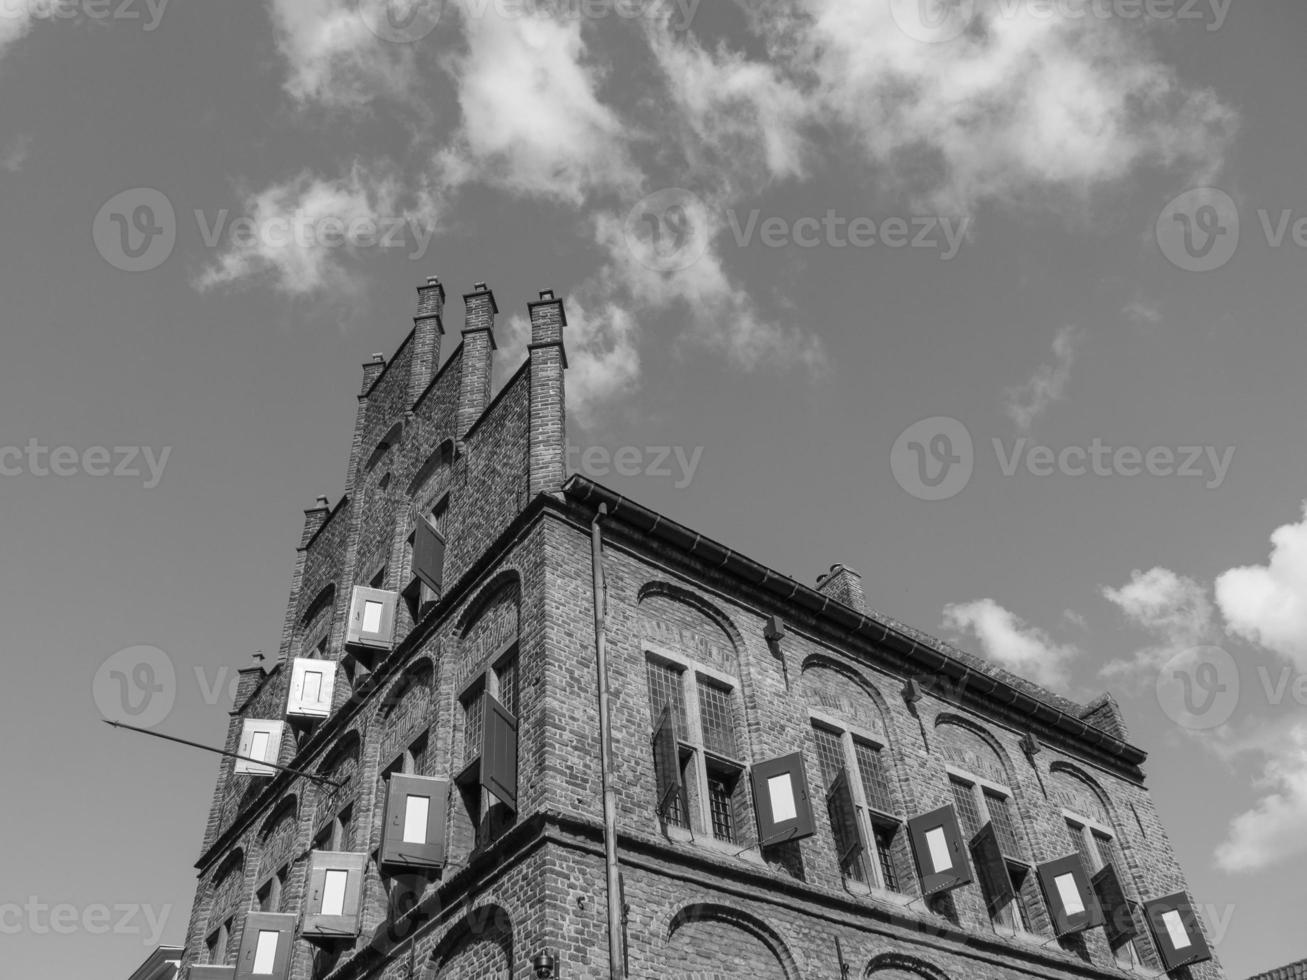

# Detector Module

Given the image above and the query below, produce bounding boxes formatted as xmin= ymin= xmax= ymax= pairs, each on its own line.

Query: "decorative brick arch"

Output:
xmin=425 ymin=903 xmax=514 ymax=980
xmin=663 ymin=902 xmax=801 ymax=980
xmin=314 ymin=730 xmax=360 ymax=822
xmin=366 ymin=420 xmax=405 ymax=473
xmin=406 ymin=438 xmax=456 ymax=498
xmin=206 ymin=847 xmax=246 ymax=932
xmin=296 ymin=582 xmax=336 ymax=657
xmin=933 ymin=714 xmax=1018 ymax=789
xmin=636 ymin=581 xmax=744 ymax=678
xmin=256 ymin=795 xmax=299 ymax=881
xmin=798 ymin=655 xmax=895 ymax=743
xmin=457 ymin=571 xmax=521 ymax=639
xmin=864 ymin=951 xmax=953 ymax=980
xmin=1047 ymin=761 xmax=1115 ymax=825
xmin=374 ymin=657 xmax=437 ymax=764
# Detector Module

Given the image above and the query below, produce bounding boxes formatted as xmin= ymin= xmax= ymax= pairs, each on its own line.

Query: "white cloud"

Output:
xmin=1 ymin=133 xmax=32 ymax=173
xmin=194 ymin=164 xmax=437 ymax=297
xmin=1004 ymin=325 xmax=1083 ymax=432
xmin=501 ymin=296 xmax=641 ymax=431
xmin=0 ymin=9 xmax=36 ymax=60
xmin=1215 ymin=503 xmax=1307 ymax=670
xmin=437 ymin=7 xmax=638 ymax=203
xmin=942 ymin=598 xmax=1078 ymax=691
xmin=794 ymin=0 xmax=1236 ymax=212
xmin=1214 ymin=723 xmax=1307 ymax=873
xmin=593 ymin=204 xmax=826 ymax=374
xmin=1124 ymin=300 xmax=1163 ymax=326
xmin=1100 ymin=566 xmax=1218 ymax=683
xmin=266 ymin=0 xmax=421 ymax=106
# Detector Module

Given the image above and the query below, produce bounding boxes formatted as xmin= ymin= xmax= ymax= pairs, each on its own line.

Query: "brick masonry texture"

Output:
xmin=179 ymin=278 xmax=1223 ymax=980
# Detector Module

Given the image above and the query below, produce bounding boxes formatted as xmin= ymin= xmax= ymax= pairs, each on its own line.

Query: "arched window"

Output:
xmin=936 ymin=720 xmax=1040 ymax=935
xmin=638 ymin=586 xmax=751 ymax=848
xmin=799 ymin=662 xmax=905 ymax=894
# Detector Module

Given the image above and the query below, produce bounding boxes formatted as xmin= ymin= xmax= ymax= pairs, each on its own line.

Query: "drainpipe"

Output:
xmin=590 ymin=503 xmax=625 ymax=978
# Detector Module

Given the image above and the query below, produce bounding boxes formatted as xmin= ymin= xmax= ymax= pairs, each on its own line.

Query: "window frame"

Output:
xmin=644 ymin=645 xmax=748 ymax=846
xmin=945 ymin=764 xmax=1037 ymax=936
xmin=1063 ymin=809 xmax=1145 ymax=969
xmin=808 ymin=708 xmax=904 ymax=895
xmin=456 ymin=642 xmax=520 ymax=843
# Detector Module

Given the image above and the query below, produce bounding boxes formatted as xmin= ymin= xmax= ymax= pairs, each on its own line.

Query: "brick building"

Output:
xmin=178 ymin=276 xmax=1223 ymax=980
xmin=1246 ymin=960 xmax=1307 ymax=980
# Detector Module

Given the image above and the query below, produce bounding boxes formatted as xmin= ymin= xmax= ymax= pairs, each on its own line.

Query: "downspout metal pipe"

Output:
xmin=590 ymin=503 xmax=625 ymax=978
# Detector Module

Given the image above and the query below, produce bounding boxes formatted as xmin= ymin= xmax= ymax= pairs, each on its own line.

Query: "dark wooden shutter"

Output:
xmin=1144 ymin=892 xmax=1212 ymax=971
xmin=750 ymin=752 xmax=816 ymax=846
xmin=970 ymin=822 xmax=1015 ymax=912
xmin=303 ymin=851 xmax=366 ymax=939
xmin=412 ymin=519 xmax=445 ymax=593
xmin=189 ymin=968 xmax=236 ymax=979
xmin=826 ymin=771 xmax=862 ymax=866
xmin=651 ymin=706 xmax=682 ymax=818
xmin=481 ymin=693 xmax=518 ymax=811
xmin=906 ymin=804 xmax=972 ymax=895
xmin=234 ymin=912 xmax=295 ymax=980
xmin=380 ymin=774 xmax=449 ymax=869
xmin=1036 ymin=854 xmax=1104 ymax=936
xmin=1092 ymin=863 xmax=1139 ymax=947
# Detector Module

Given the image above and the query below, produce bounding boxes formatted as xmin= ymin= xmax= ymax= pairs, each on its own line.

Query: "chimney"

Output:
xmin=528 ymin=289 xmax=567 ymax=497
xmin=457 ymin=281 xmax=498 ymax=442
xmin=815 ymin=563 xmax=867 ymax=612
xmin=301 ymin=495 xmax=332 ymax=546
xmin=344 ymin=354 xmax=386 ymax=494
xmin=410 ymin=276 xmax=445 ymax=403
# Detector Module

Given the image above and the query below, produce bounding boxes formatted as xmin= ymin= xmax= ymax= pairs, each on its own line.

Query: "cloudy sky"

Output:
xmin=2 ymin=0 xmax=1307 ymax=977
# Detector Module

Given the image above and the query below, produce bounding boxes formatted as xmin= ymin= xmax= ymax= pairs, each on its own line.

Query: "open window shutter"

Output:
xmin=287 ymin=659 xmax=335 ymax=719
xmin=970 ymin=822 xmax=1015 ymax=912
xmin=906 ymin=804 xmax=972 ymax=895
xmin=481 ymin=693 xmax=518 ymax=811
xmin=1144 ymin=892 xmax=1212 ymax=972
xmin=1037 ymin=854 xmax=1104 ymax=936
xmin=651 ymin=706 xmax=683 ymax=818
xmin=750 ymin=752 xmax=816 ymax=847
xmin=234 ymin=721 xmax=284 ymax=776
xmin=412 ymin=519 xmax=445 ymax=593
xmin=345 ymin=586 xmax=397 ymax=650
xmin=380 ymin=774 xmax=450 ymax=869
xmin=302 ymin=851 xmax=366 ymax=938
xmin=234 ymin=912 xmax=295 ymax=980
xmin=826 ymin=771 xmax=862 ymax=866
xmin=1092 ymin=863 xmax=1139 ymax=947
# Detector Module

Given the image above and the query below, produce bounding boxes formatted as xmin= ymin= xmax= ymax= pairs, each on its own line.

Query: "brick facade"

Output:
xmin=178 ymin=276 xmax=1223 ymax=980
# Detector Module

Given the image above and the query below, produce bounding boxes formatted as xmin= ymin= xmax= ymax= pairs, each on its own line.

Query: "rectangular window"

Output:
xmin=811 ymin=726 xmax=845 ymax=789
xmin=854 ymin=741 xmax=894 ymax=814
xmin=949 ymin=777 xmax=983 ymax=839
xmin=361 ymin=600 xmax=384 ymax=633
xmin=495 ymin=657 xmax=519 ymax=720
xmin=873 ymin=822 xmax=900 ymax=891
xmin=320 ymin=870 xmax=348 ymax=917
xmin=403 ymin=795 xmax=430 ymax=843
xmin=252 ymin=931 xmax=279 ymax=974
xmin=646 ymin=661 xmax=687 ymax=739
xmin=707 ymin=774 xmax=736 ymax=842
xmin=984 ymin=789 xmax=1021 ymax=857
xmin=1066 ymin=820 xmax=1096 ymax=874
xmin=697 ymin=679 xmax=738 ymax=758
xmin=464 ymin=693 xmax=484 ymax=765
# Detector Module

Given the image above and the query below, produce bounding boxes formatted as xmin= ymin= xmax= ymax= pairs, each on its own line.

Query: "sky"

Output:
xmin=1 ymin=0 xmax=1306 ymax=977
